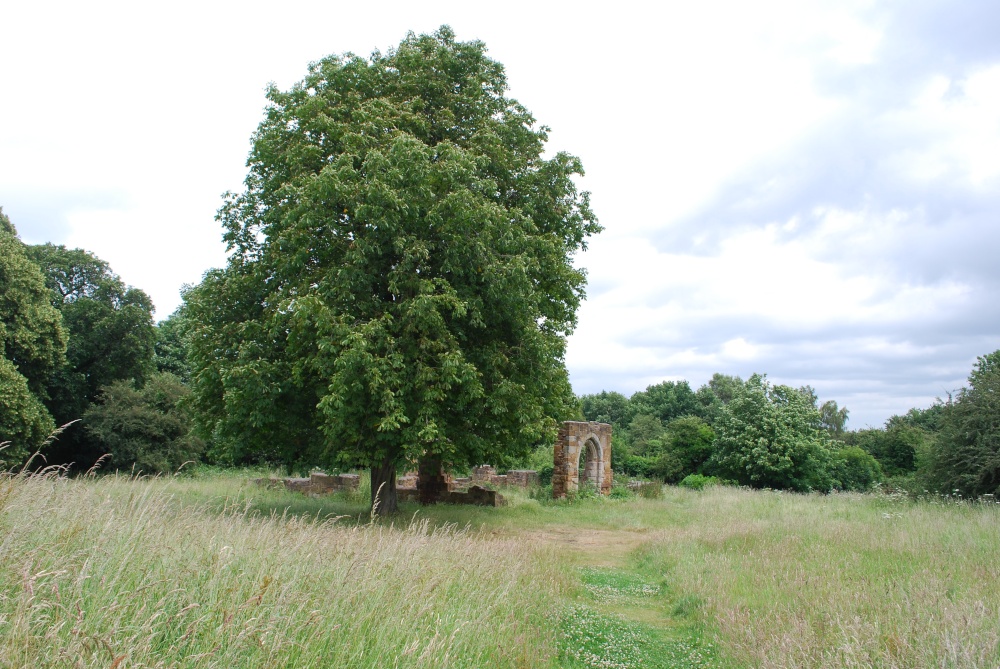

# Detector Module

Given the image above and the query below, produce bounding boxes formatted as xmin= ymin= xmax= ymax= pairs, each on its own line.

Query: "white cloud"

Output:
xmin=3 ymin=0 xmax=1000 ymax=428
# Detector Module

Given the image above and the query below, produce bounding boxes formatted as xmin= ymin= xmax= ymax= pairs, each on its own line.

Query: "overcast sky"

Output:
xmin=2 ymin=0 xmax=998 ymax=428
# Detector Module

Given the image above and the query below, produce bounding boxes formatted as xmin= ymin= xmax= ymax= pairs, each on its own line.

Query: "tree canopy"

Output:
xmin=711 ymin=374 xmax=831 ymax=491
xmin=25 ymin=243 xmax=156 ymax=466
xmin=187 ymin=27 xmax=599 ymax=512
xmin=0 ymin=211 xmax=66 ymax=461
xmin=927 ymin=351 xmax=1000 ymax=497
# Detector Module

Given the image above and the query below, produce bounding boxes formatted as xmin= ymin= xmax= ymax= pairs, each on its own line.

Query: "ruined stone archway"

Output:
xmin=553 ymin=421 xmax=612 ymax=498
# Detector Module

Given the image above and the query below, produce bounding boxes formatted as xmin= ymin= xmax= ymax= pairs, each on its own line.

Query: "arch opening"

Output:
xmin=578 ymin=437 xmax=602 ymax=491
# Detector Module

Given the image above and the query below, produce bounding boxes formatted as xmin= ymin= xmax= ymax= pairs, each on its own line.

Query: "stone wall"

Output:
xmin=552 ymin=421 xmax=613 ymax=498
xmin=253 ymin=472 xmax=360 ymax=495
xmin=469 ymin=465 xmax=538 ymax=488
xmin=255 ymin=463 xmax=519 ymax=508
xmin=506 ymin=469 xmax=540 ymax=487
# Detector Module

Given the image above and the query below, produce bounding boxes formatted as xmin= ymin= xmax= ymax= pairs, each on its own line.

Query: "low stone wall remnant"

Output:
xmin=252 ymin=472 xmax=360 ymax=495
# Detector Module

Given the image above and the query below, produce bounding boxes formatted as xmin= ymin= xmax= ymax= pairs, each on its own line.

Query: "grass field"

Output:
xmin=2 ymin=468 xmax=998 ymax=668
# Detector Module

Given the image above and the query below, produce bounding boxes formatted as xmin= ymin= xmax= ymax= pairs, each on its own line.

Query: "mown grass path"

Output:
xmin=504 ymin=516 xmax=717 ymax=668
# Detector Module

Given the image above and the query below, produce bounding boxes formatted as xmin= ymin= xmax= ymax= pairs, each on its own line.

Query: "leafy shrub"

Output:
xmin=848 ymin=423 xmax=924 ymax=477
xmin=0 ymin=358 xmax=55 ymax=466
xmin=537 ymin=463 xmax=554 ymax=486
xmin=829 ymin=446 xmax=883 ymax=491
xmin=617 ymin=454 xmax=654 ymax=478
xmin=83 ymin=372 xmax=204 ymax=473
xmin=609 ymin=483 xmax=633 ymax=499
xmin=649 ymin=450 xmax=684 ymax=483
xmin=679 ymin=474 xmax=719 ymax=490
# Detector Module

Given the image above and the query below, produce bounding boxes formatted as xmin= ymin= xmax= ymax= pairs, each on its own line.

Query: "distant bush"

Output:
xmin=829 ymin=446 xmax=883 ymax=491
xmin=679 ymin=474 xmax=720 ymax=490
xmin=617 ymin=454 xmax=653 ymax=478
xmin=574 ymin=481 xmax=600 ymax=500
xmin=606 ymin=473 xmax=638 ymax=499
xmin=83 ymin=372 xmax=204 ymax=473
xmin=924 ymin=351 xmax=1000 ymax=498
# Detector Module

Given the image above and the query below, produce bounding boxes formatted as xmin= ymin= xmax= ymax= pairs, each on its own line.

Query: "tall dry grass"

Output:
xmin=638 ymin=486 xmax=1000 ymax=669
xmin=0 ymin=468 xmax=565 ymax=668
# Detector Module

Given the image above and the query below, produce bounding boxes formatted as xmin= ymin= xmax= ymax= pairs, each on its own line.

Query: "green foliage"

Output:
xmin=153 ymin=307 xmax=191 ymax=381
xmin=828 ymin=446 xmax=883 ymax=491
xmin=710 ymin=374 xmax=832 ymax=491
xmin=663 ymin=416 xmax=715 ymax=478
xmin=0 ymin=209 xmax=14 ymax=236
xmin=579 ymin=390 xmax=631 ymax=427
xmin=608 ymin=482 xmax=633 ymax=499
xmin=537 ymin=464 xmax=555 ymax=487
xmin=0 ymin=357 xmax=54 ymax=465
xmin=26 ymin=243 xmax=156 ymax=466
xmin=848 ymin=420 xmax=925 ymax=477
xmin=522 ymin=443 xmax=556 ymax=486
xmin=630 ymin=380 xmax=700 ymax=425
xmin=0 ymin=213 xmax=66 ymax=457
xmin=678 ymin=474 xmax=719 ymax=490
xmin=187 ymin=28 xmax=599 ymax=511
xmin=694 ymin=373 xmax=744 ymax=426
xmin=83 ymin=372 xmax=204 ymax=473
xmin=617 ymin=453 xmax=654 ymax=478
xmin=820 ymin=399 xmax=850 ymax=437
xmin=627 ymin=413 xmax=665 ymax=456
xmin=707 ymin=373 xmax=744 ymax=404
xmin=925 ymin=351 xmax=1000 ymax=497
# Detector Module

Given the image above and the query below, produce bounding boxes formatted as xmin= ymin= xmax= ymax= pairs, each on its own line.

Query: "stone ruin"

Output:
xmin=254 ymin=472 xmax=360 ymax=494
xmin=253 ymin=420 xmax=611 ymax=505
xmin=552 ymin=421 xmax=613 ymax=498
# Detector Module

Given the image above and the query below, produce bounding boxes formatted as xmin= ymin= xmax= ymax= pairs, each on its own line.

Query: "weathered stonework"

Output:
xmin=469 ymin=465 xmax=537 ymax=488
xmin=552 ymin=421 xmax=613 ymax=498
xmin=506 ymin=470 xmax=540 ymax=487
xmin=253 ymin=472 xmax=360 ymax=495
xmin=446 ymin=485 xmax=505 ymax=507
xmin=309 ymin=472 xmax=360 ymax=493
xmin=417 ymin=455 xmax=452 ymax=504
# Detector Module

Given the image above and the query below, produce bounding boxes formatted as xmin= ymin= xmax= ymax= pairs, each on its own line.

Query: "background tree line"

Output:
xmin=579 ymin=356 xmax=1000 ymax=498
xmin=0 ymin=208 xmax=201 ymax=472
xmin=5 ymin=201 xmax=1000 ymax=500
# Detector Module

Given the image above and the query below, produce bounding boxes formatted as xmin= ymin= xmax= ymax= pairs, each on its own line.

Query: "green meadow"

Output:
xmin=2 ymin=469 xmax=998 ymax=668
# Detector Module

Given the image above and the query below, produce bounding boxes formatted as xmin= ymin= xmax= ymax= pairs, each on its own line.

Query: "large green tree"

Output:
xmin=26 ymin=243 xmax=156 ymax=466
xmin=187 ymin=27 xmax=599 ymax=513
xmin=927 ymin=351 xmax=1000 ymax=497
xmin=630 ymin=380 xmax=700 ymax=424
xmin=0 ymin=210 xmax=67 ymax=463
xmin=579 ymin=390 xmax=631 ymax=428
xmin=710 ymin=374 xmax=832 ymax=491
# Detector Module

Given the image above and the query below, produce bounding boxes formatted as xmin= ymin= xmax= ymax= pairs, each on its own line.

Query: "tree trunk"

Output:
xmin=370 ymin=457 xmax=398 ymax=515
